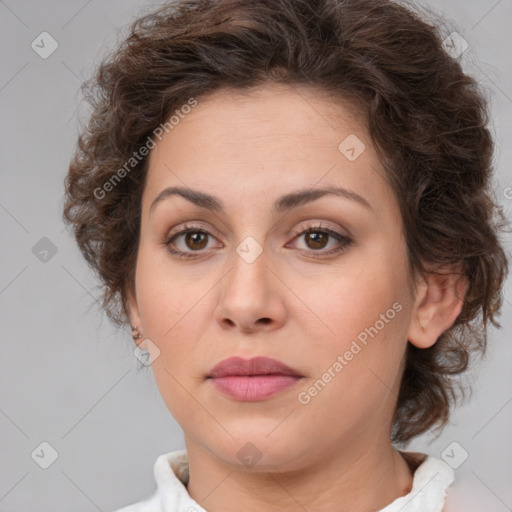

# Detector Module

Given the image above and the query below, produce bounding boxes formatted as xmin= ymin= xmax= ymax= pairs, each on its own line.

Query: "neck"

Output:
xmin=185 ymin=437 xmax=414 ymax=512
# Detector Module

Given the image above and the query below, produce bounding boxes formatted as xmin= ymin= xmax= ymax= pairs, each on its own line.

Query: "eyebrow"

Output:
xmin=149 ymin=185 xmax=372 ymax=216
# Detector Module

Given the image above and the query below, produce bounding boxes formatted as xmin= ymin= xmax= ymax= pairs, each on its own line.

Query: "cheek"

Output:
xmin=315 ymin=268 xmax=406 ymax=340
xmin=134 ymin=253 xmax=208 ymax=419
xmin=133 ymin=250 xmax=218 ymax=394
xmin=298 ymin=302 xmax=409 ymax=420
xmin=298 ymin=257 xmax=411 ymax=395
xmin=135 ymin=247 xmax=203 ymax=336
xmin=134 ymin=259 xmax=181 ymax=374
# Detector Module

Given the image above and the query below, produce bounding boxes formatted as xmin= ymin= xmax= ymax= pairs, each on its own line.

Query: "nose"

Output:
xmin=213 ymin=242 xmax=287 ymax=334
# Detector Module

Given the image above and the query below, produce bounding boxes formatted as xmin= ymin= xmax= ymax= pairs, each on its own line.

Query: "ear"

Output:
xmin=126 ymin=285 xmax=148 ymax=350
xmin=407 ymin=268 xmax=468 ymax=349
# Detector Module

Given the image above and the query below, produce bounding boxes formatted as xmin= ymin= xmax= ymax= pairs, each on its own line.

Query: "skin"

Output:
xmin=127 ymin=83 xmax=465 ymax=512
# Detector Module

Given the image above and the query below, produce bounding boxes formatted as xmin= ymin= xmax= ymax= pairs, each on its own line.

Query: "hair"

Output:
xmin=62 ymin=0 xmax=509 ymax=445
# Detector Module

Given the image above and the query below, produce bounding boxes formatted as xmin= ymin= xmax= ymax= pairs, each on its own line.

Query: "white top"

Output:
xmin=113 ymin=450 xmax=454 ymax=512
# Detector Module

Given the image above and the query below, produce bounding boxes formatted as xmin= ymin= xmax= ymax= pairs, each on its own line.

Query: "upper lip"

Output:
xmin=208 ymin=356 xmax=303 ymax=378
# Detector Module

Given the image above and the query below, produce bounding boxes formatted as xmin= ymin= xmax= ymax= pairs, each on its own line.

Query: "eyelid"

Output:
xmin=291 ymin=220 xmax=352 ymax=239
xmin=166 ymin=221 xmax=222 ymax=240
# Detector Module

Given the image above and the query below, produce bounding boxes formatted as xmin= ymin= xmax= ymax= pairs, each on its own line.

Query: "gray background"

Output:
xmin=0 ymin=0 xmax=511 ymax=511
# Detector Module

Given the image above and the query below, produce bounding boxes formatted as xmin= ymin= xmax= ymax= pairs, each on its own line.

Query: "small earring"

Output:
xmin=131 ymin=325 xmax=143 ymax=340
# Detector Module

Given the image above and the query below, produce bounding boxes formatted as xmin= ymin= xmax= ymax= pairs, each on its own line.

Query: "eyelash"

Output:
xmin=163 ymin=222 xmax=353 ymax=259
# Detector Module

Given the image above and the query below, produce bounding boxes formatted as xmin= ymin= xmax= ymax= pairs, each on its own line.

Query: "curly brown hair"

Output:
xmin=62 ymin=0 xmax=509 ymax=445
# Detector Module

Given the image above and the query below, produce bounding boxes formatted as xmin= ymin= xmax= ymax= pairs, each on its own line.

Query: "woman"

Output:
xmin=62 ymin=0 xmax=508 ymax=510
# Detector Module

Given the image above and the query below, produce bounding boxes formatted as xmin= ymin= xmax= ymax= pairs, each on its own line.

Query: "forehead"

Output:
xmin=143 ymin=83 xmax=395 ymax=219
xmin=153 ymin=84 xmax=367 ymax=153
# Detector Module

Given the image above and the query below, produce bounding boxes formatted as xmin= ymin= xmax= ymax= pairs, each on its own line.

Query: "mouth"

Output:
xmin=207 ymin=355 xmax=303 ymax=379
xmin=207 ymin=356 xmax=304 ymax=401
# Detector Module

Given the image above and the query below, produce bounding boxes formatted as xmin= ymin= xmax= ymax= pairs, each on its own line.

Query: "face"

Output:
xmin=128 ymin=84 xmax=419 ymax=471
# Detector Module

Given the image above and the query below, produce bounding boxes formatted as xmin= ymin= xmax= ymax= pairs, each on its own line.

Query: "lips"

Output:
xmin=207 ymin=356 xmax=304 ymax=401
xmin=208 ymin=356 xmax=303 ymax=378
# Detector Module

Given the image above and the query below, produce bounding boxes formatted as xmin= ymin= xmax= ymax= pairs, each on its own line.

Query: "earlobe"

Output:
xmin=407 ymin=270 xmax=468 ymax=349
xmin=126 ymin=286 xmax=146 ymax=349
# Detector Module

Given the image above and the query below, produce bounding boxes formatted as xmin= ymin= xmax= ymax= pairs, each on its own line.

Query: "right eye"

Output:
xmin=164 ymin=223 xmax=222 ymax=259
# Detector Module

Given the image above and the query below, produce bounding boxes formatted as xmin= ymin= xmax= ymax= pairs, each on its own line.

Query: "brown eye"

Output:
xmin=164 ymin=224 xmax=219 ymax=259
xmin=289 ymin=225 xmax=354 ymax=258
xmin=183 ymin=231 xmax=208 ymax=251
xmin=304 ymin=231 xmax=329 ymax=250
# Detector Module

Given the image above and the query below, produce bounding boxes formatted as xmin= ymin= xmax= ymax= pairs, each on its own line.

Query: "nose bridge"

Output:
xmin=226 ymin=234 xmax=270 ymax=303
xmin=225 ymin=205 xmax=271 ymax=286
xmin=214 ymin=233 xmax=286 ymax=331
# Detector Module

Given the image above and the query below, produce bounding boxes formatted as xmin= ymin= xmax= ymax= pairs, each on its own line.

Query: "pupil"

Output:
xmin=308 ymin=232 xmax=327 ymax=249
xmin=187 ymin=232 xmax=207 ymax=250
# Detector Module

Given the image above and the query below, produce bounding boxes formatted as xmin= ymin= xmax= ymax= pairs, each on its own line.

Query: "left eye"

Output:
xmin=288 ymin=226 xmax=353 ymax=256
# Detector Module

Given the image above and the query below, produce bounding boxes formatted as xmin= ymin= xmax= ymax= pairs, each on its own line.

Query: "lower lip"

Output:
xmin=208 ymin=375 xmax=302 ymax=401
